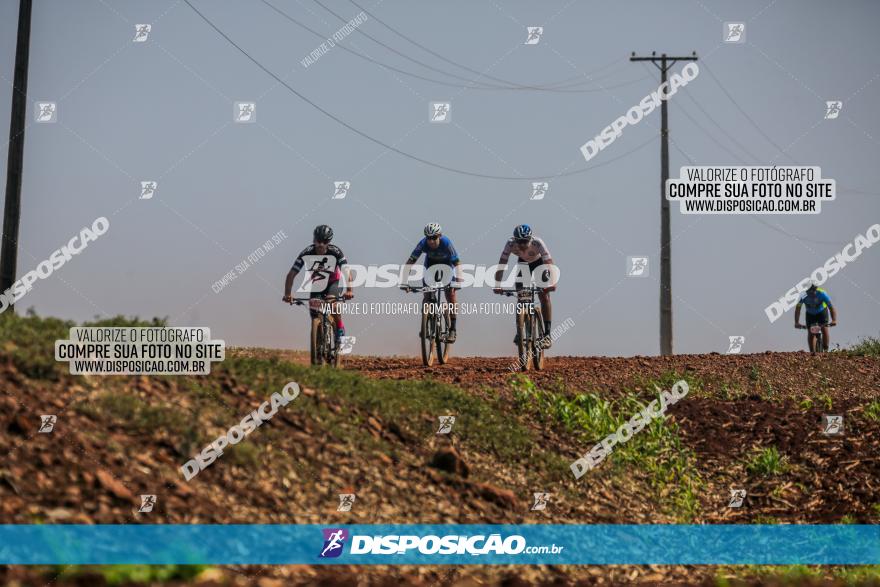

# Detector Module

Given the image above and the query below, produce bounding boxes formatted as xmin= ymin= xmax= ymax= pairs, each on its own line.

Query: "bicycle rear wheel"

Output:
xmin=420 ymin=309 xmax=436 ymax=366
xmin=327 ymin=318 xmax=342 ymax=367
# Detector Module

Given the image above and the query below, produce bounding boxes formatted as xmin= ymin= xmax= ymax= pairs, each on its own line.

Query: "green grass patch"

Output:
xmin=218 ymin=356 xmax=536 ymax=462
xmin=745 ymin=446 xmax=789 ymax=477
xmin=75 ymin=392 xmax=200 ymax=456
xmin=0 ymin=312 xmax=166 ymax=380
xmin=863 ymin=400 xmax=880 ymax=423
xmin=49 ymin=564 xmax=207 ymax=585
xmin=510 ymin=374 xmax=702 ymax=521
xmin=848 ymin=335 xmax=880 ymax=357
xmin=717 ymin=565 xmax=880 ymax=587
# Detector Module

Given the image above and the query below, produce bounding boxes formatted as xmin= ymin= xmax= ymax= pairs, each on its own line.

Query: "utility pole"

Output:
xmin=629 ymin=51 xmax=697 ymax=356
xmin=1 ymin=0 xmax=34 ymax=309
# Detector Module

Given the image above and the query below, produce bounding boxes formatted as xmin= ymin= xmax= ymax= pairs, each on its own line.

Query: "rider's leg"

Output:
xmin=821 ymin=309 xmax=831 ymax=351
xmin=538 ymin=290 xmax=552 ymax=332
xmin=445 ymin=287 xmax=457 ymax=330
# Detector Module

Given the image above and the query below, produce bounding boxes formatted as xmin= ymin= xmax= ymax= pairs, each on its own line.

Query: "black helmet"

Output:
xmin=313 ymin=225 xmax=333 ymax=242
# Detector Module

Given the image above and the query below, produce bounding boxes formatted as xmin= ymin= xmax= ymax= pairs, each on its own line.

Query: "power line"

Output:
xmin=184 ymin=0 xmax=657 ymax=181
xmin=261 ymin=0 xmax=649 ymax=93
xmin=700 ymin=60 xmax=795 ymax=163
xmin=343 ymin=0 xmax=635 ymax=91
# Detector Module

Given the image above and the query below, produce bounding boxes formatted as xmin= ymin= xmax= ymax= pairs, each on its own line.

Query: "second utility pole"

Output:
xmin=629 ymin=51 xmax=697 ymax=356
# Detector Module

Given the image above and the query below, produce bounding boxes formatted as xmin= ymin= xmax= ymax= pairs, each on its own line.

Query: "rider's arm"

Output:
xmin=334 ymin=248 xmax=353 ymax=296
xmin=495 ymin=240 xmax=513 ymax=286
xmin=821 ymin=292 xmax=837 ymax=323
xmin=284 ymin=268 xmax=299 ymax=299
xmin=445 ymin=237 xmax=462 ymax=282
xmin=402 ymin=240 xmax=425 ymax=285
xmin=794 ymin=302 xmax=802 ymax=326
xmin=284 ymin=248 xmax=309 ymax=299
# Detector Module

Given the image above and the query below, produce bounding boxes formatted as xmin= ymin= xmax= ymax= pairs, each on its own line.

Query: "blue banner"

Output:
xmin=0 ymin=525 xmax=877 ymax=565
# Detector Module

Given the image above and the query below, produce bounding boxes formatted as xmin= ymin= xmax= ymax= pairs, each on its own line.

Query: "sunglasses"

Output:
xmin=426 ymin=235 xmax=441 ymax=241
xmin=515 ymin=238 xmax=531 ymax=244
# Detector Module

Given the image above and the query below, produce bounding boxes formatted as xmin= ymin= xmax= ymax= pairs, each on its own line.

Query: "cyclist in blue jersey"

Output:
xmin=794 ymin=282 xmax=837 ymax=352
xmin=403 ymin=223 xmax=461 ymax=342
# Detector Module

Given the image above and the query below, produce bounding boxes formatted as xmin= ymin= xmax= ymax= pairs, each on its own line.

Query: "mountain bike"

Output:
xmin=498 ymin=286 xmax=546 ymax=371
xmin=400 ymin=284 xmax=453 ymax=366
xmin=293 ymin=295 xmax=343 ymax=367
xmin=797 ymin=321 xmax=835 ymax=353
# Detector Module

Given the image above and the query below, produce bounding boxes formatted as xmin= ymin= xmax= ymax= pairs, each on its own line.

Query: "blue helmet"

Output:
xmin=513 ymin=224 xmax=532 ymax=240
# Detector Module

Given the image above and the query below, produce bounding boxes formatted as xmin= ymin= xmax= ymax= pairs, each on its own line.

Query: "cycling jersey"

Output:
xmin=291 ymin=244 xmax=347 ymax=283
xmin=498 ymin=236 xmax=552 ymax=265
xmin=408 ymin=235 xmax=460 ymax=266
xmin=797 ymin=288 xmax=832 ymax=315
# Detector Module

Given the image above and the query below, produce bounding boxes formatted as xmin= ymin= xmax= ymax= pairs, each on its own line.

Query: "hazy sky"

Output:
xmin=1 ymin=0 xmax=878 ymax=357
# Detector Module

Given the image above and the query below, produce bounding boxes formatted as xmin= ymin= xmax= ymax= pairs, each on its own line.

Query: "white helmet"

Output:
xmin=424 ymin=223 xmax=442 ymax=237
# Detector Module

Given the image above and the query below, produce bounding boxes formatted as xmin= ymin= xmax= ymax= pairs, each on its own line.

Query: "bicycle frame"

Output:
xmin=401 ymin=284 xmax=453 ymax=366
xmin=292 ymin=295 xmax=342 ymax=367
xmin=499 ymin=286 xmax=546 ymax=371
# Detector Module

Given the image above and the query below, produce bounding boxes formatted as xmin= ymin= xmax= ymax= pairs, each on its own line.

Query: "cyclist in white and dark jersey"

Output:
xmin=282 ymin=225 xmax=353 ymax=342
xmin=493 ymin=224 xmax=557 ymax=347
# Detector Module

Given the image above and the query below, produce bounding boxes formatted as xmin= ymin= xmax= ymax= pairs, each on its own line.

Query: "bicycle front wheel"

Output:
xmin=516 ymin=310 xmax=531 ymax=372
xmin=531 ymin=311 xmax=546 ymax=371
xmin=420 ymin=309 xmax=436 ymax=366
xmin=310 ymin=316 xmax=324 ymax=366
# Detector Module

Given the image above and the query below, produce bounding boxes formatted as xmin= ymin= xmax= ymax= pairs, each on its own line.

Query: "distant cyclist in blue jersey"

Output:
xmin=403 ymin=223 xmax=461 ymax=342
xmin=794 ymin=282 xmax=838 ymax=352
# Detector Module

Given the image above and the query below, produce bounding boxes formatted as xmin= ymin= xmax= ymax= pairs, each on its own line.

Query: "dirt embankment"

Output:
xmin=1 ymin=349 xmax=878 ymax=586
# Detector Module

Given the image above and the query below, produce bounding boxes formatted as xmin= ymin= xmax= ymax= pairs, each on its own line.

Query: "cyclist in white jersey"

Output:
xmin=493 ymin=224 xmax=557 ymax=347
